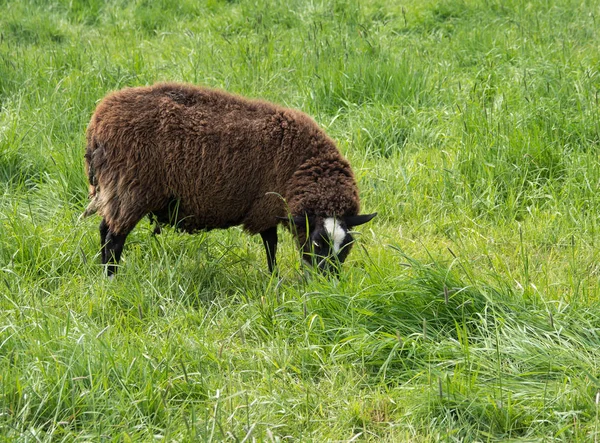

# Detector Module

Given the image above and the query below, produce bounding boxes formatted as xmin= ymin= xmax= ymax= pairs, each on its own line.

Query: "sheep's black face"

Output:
xmin=288 ymin=213 xmax=377 ymax=274
xmin=303 ymin=217 xmax=353 ymax=274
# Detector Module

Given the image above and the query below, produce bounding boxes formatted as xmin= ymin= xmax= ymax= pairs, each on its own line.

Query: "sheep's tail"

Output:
xmin=79 ymin=137 xmax=100 ymax=220
xmin=79 ymin=195 xmax=99 ymax=220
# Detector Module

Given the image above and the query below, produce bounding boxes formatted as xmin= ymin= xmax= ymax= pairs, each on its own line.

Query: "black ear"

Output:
xmin=344 ymin=213 xmax=377 ymax=227
xmin=276 ymin=215 xmax=315 ymax=227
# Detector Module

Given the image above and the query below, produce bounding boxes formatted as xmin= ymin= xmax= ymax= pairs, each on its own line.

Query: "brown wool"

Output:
xmin=84 ymin=83 xmax=361 ymax=236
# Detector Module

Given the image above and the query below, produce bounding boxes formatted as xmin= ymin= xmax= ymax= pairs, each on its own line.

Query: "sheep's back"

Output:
xmin=90 ymin=83 xmax=293 ymax=232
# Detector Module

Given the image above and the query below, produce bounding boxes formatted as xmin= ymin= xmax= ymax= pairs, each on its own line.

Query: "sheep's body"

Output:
xmin=84 ymin=83 xmax=374 ymax=274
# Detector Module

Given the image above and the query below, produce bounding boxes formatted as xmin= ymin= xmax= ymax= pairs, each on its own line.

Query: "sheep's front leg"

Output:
xmin=260 ymin=226 xmax=278 ymax=273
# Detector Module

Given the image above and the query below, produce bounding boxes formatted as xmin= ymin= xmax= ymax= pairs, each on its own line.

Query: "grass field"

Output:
xmin=1 ymin=0 xmax=600 ymax=440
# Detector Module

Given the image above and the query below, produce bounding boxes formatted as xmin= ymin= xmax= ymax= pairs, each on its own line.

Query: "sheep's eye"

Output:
xmin=312 ymin=240 xmax=321 ymax=248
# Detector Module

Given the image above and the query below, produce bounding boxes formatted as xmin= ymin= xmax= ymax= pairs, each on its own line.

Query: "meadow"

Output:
xmin=1 ymin=0 xmax=600 ymax=440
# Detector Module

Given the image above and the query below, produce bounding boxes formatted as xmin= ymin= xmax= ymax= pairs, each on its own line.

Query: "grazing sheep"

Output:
xmin=82 ymin=83 xmax=376 ymax=275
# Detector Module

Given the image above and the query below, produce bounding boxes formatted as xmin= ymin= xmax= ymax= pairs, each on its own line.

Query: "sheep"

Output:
xmin=82 ymin=82 xmax=376 ymax=276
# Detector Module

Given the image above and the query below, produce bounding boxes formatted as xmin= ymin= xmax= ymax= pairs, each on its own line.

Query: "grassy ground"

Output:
xmin=1 ymin=0 xmax=600 ymax=440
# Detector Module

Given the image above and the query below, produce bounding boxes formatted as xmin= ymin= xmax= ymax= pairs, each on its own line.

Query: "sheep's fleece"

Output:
xmin=83 ymin=82 xmax=375 ymax=273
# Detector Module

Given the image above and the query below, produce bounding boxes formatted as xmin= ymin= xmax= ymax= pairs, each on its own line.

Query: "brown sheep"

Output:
xmin=82 ymin=83 xmax=376 ymax=275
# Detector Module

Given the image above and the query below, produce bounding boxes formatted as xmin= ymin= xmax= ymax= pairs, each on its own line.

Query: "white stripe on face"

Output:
xmin=324 ymin=217 xmax=346 ymax=254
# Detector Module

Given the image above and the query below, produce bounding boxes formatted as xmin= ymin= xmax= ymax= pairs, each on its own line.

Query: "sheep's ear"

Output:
xmin=277 ymin=215 xmax=315 ymax=228
xmin=344 ymin=213 xmax=377 ymax=227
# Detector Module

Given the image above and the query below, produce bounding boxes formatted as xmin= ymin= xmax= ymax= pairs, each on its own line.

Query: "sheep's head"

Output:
xmin=283 ymin=213 xmax=377 ymax=274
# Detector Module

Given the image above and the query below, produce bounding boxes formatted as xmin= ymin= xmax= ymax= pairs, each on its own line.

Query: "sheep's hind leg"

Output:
xmin=103 ymin=226 xmax=133 ymax=277
xmin=260 ymin=227 xmax=278 ymax=273
xmin=99 ymin=219 xmax=109 ymax=264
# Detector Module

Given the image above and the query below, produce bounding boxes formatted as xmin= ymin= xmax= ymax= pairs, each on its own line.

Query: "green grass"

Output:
xmin=1 ymin=0 xmax=600 ymax=440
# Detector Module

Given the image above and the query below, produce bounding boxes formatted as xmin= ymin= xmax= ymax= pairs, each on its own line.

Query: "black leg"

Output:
xmin=99 ymin=219 xmax=109 ymax=264
xmin=260 ymin=226 xmax=278 ymax=273
xmin=148 ymin=214 xmax=162 ymax=235
xmin=103 ymin=228 xmax=130 ymax=277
